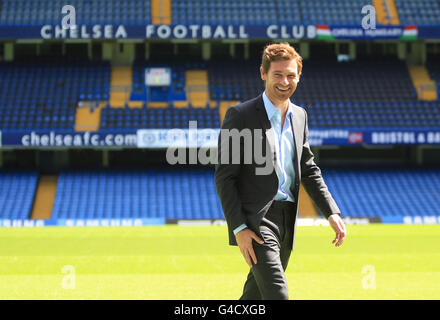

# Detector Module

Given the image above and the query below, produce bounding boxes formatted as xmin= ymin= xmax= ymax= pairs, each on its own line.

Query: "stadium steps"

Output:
xmin=30 ymin=175 xmax=58 ymax=220
xmin=185 ymin=70 xmax=210 ymax=108
xmin=373 ymin=0 xmax=400 ymax=25
xmin=408 ymin=66 xmax=438 ymax=101
xmin=129 ymin=101 xmax=144 ymax=109
xmin=322 ymin=168 xmax=440 ymax=218
xmin=75 ymin=103 xmax=106 ymax=132
xmin=298 ymin=184 xmax=319 ymax=217
xmin=385 ymin=0 xmax=401 ymax=25
xmin=110 ymin=66 xmax=133 ymax=108
xmin=172 ymin=101 xmax=189 ymax=108
xmin=152 ymin=0 xmax=172 ymax=24
xmin=147 ymin=102 xmax=169 ymax=108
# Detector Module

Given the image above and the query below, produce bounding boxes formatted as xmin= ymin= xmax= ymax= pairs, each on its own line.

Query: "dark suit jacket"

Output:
xmin=214 ymin=94 xmax=340 ymax=247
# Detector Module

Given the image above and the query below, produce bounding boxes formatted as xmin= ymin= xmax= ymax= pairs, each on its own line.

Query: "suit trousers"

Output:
xmin=240 ymin=201 xmax=296 ymax=300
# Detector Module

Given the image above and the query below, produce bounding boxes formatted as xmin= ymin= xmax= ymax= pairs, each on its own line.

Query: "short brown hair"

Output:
xmin=261 ymin=42 xmax=303 ymax=75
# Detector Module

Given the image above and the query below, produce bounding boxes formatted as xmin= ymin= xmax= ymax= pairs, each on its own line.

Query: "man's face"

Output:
xmin=260 ymin=59 xmax=300 ymax=104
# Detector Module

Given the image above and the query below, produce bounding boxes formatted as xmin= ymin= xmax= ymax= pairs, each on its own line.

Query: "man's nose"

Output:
xmin=281 ymin=77 xmax=289 ymax=85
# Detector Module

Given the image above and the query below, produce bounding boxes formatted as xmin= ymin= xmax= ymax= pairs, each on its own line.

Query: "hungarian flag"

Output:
xmin=316 ymin=25 xmax=335 ymax=40
xmin=400 ymin=25 xmax=418 ymax=41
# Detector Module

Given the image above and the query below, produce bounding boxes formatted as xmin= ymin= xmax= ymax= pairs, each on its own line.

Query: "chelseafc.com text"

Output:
xmin=20 ymin=131 xmax=137 ymax=147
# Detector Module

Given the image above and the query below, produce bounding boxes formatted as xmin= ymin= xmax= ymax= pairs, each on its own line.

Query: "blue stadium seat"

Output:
xmin=0 ymin=171 xmax=39 ymax=219
xmin=0 ymin=58 xmax=110 ymax=130
xmin=0 ymin=0 xmax=152 ymax=26
xmin=48 ymin=167 xmax=440 ymax=220
xmin=395 ymin=0 xmax=440 ymax=25
xmin=322 ymin=168 xmax=440 ymax=218
xmin=52 ymin=169 xmax=223 ymax=220
xmin=100 ymin=103 xmax=220 ymax=130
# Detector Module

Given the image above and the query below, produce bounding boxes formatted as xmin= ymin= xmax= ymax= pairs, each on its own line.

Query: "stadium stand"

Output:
xmin=0 ymin=58 xmax=110 ymax=130
xmin=408 ymin=64 xmax=438 ymax=101
xmin=300 ymin=0 xmax=368 ymax=25
xmin=304 ymin=100 xmax=440 ymax=129
xmin=207 ymin=59 xmax=417 ymax=105
xmin=99 ymin=60 xmax=222 ymax=129
xmin=47 ymin=167 xmax=440 ymax=220
xmin=0 ymin=0 xmax=439 ymax=27
xmin=152 ymin=0 xmax=171 ymax=24
xmin=172 ymin=0 xmax=371 ymax=26
xmin=131 ymin=60 xmax=188 ymax=106
xmin=1 ymin=0 xmax=438 ymax=131
xmin=109 ymin=66 xmax=133 ymax=109
xmin=100 ymin=106 xmax=220 ymax=129
xmin=323 ymin=168 xmax=440 ymax=218
xmin=295 ymin=60 xmax=416 ymax=103
xmin=2 ymin=56 xmax=437 ymax=131
xmin=208 ymin=60 xmax=263 ymax=103
xmin=0 ymin=0 xmax=152 ymax=25
xmin=172 ymin=0 xmax=281 ymax=25
xmin=51 ymin=168 xmax=223 ymax=220
xmin=0 ymin=0 xmax=439 ymax=227
xmin=373 ymin=0 xmax=401 ymax=25
xmin=395 ymin=0 xmax=440 ymax=25
xmin=0 ymin=171 xmax=38 ymax=219
xmin=207 ymin=58 xmax=440 ymax=129
xmin=426 ymin=57 xmax=440 ymax=96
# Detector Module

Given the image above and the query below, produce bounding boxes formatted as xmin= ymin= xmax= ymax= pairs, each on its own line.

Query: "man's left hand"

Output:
xmin=328 ymin=214 xmax=346 ymax=247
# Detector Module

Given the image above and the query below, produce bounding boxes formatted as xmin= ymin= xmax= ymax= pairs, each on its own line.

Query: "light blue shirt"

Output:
xmin=234 ymin=92 xmax=296 ymax=235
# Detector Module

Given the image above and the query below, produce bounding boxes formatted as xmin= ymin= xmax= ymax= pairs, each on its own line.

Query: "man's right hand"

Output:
xmin=235 ymin=228 xmax=264 ymax=268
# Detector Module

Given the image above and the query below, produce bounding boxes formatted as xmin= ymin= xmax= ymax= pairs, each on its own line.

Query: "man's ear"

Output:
xmin=260 ymin=66 xmax=266 ymax=81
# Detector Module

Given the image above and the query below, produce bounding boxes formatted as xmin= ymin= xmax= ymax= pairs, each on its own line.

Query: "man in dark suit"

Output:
xmin=214 ymin=42 xmax=347 ymax=300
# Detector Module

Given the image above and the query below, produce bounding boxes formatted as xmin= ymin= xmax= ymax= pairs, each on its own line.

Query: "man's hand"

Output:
xmin=328 ymin=214 xmax=347 ymax=247
xmin=235 ymin=228 xmax=264 ymax=268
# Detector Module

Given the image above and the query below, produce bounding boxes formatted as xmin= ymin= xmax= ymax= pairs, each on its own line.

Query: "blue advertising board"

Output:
xmin=1 ymin=128 xmax=440 ymax=148
xmin=0 ymin=218 xmax=166 ymax=228
xmin=0 ymin=24 xmax=439 ymax=40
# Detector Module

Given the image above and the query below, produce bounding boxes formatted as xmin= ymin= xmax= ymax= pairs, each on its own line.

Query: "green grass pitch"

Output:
xmin=1 ymin=224 xmax=439 ymax=300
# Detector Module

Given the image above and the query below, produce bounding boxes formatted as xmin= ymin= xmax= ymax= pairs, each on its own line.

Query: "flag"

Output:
xmin=316 ymin=25 xmax=335 ymax=40
xmin=400 ymin=25 xmax=418 ymax=41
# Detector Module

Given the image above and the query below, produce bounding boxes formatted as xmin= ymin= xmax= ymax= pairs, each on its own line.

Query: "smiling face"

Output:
xmin=260 ymin=58 xmax=300 ymax=107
